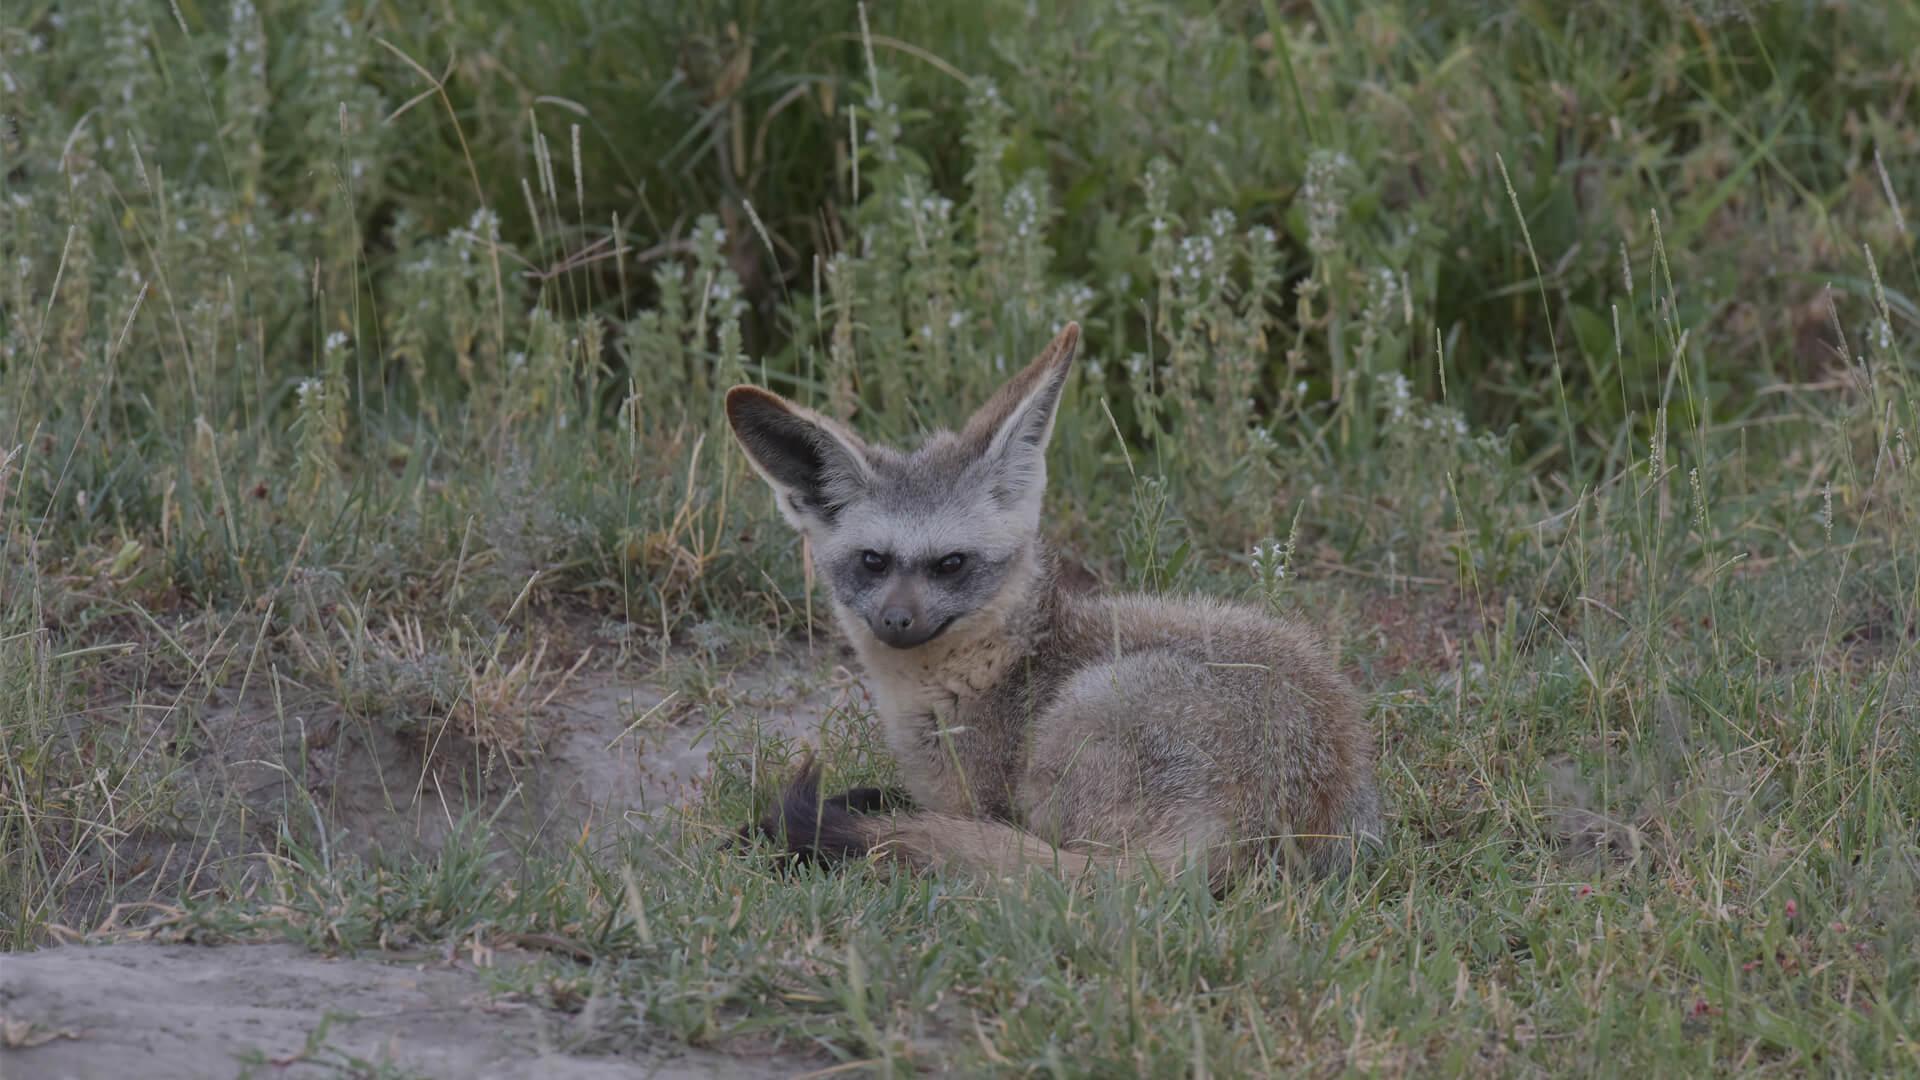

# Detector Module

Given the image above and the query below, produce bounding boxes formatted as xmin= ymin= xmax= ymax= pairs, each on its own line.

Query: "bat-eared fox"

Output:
xmin=724 ymin=323 xmax=1381 ymax=890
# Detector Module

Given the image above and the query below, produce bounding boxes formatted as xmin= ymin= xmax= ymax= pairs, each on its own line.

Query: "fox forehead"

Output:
xmin=828 ymin=497 xmax=1026 ymax=560
xmin=821 ymin=434 xmax=1030 ymax=557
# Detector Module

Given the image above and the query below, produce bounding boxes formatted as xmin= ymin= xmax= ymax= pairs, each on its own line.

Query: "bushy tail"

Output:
xmin=752 ymin=756 xmax=1188 ymax=884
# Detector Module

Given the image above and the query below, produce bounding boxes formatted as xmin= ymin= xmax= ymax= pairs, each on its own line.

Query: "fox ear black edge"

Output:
xmin=962 ymin=322 xmax=1079 ymax=455
xmin=724 ymin=383 xmax=793 ymax=428
xmin=723 ymin=384 xmax=873 ymax=529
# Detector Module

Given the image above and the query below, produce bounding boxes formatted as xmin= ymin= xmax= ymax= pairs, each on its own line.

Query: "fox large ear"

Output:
xmin=725 ymin=386 xmax=875 ymax=532
xmin=962 ymin=322 xmax=1079 ymax=516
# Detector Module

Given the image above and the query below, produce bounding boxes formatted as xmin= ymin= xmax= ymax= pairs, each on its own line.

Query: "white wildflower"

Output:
xmin=1302 ymin=149 xmax=1353 ymax=258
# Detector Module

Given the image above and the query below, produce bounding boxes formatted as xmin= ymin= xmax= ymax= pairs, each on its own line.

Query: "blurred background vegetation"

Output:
xmin=4 ymin=1 xmax=1914 ymax=622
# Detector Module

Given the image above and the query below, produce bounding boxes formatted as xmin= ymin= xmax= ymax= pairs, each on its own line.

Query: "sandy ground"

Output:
xmin=0 ymin=942 xmax=812 ymax=1078
xmin=3 ymin=653 xmax=858 ymax=1079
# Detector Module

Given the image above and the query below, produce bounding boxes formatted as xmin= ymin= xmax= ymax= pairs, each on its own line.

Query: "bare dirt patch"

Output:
xmin=11 ymin=649 xmax=864 ymax=1078
xmin=92 ymin=648 xmax=852 ymax=911
xmin=0 ymin=942 xmax=815 ymax=1078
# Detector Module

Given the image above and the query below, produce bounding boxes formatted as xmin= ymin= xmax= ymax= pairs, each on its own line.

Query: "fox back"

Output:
xmin=726 ymin=323 xmax=1381 ymax=887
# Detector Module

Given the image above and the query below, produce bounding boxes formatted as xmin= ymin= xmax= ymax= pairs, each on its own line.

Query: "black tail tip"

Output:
xmin=737 ymin=754 xmax=875 ymax=864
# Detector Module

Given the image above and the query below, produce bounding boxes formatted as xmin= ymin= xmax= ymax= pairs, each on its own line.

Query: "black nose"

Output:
xmin=870 ymin=607 xmax=951 ymax=649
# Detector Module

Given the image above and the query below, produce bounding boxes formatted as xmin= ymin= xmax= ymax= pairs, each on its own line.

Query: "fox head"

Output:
xmin=725 ymin=323 xmax=1078 ymax=651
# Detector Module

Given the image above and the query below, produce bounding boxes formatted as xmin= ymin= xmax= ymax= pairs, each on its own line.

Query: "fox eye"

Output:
xmin=860 ymin=550 xmax=891 ymax=574
xmin=934 ymin=552 xmax=967 ymax=576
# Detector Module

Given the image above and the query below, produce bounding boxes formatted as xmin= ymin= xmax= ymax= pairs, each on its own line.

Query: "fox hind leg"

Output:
xmin=1017 ymin=650 xmax=1237 ymax=886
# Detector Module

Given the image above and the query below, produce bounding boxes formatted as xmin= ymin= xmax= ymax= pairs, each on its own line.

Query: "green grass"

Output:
xmin=4 ymin=0 xmax=1919 ymax=1074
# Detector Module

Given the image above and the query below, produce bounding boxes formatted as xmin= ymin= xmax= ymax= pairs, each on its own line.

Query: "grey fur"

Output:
xmin=726 ymin=323 xmax=1382 ymax=888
